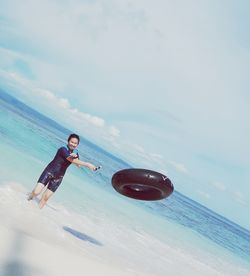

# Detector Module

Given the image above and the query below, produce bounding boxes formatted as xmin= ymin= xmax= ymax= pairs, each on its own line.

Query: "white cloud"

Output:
xmin=197 ymin=191 xmax=210 ymax=200
xmin=58 ymin=98 xmax=70 ymax=109
xmin=233 ymin=191 xmax=247 ymax=206
xmin=109 ymin=126 xmax=120 ymax=138
xmin=168 ymin=160 xmax=189 ymax=174
xmin=212 ymin=181 xmax=226 ymax=191
xmin=132 ymin=144 xmax=145 ymax=154
xmin=0 ymin=70 xmax=119 ymax=141
xmin=79 ymin=113 xmax=105 ymax=128
xmin=42 ymin=90 xmax=56 ymax=101
xmin=150 ymin=153 xmax=164 ymax=163
xmin=35 ymin=87 xmax=106 ymax=128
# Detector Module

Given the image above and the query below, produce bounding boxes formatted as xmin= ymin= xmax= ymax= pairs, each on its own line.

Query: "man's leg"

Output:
xmin=38 ymin=176 xmax=62 ymax=209
xmin=28 ymin=183 xmax=45 ymax=200
xmin=39 ymin=188 xmax=54 ymax=209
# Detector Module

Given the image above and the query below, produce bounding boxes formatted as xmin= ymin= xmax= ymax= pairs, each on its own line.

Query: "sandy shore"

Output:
xmin=1 ymin=184 xmax=249 ymax=276
xmin=0 ymin=224 xmax=136 ymax=276
xmin=0 ymin=183 xmax=149 ymax=276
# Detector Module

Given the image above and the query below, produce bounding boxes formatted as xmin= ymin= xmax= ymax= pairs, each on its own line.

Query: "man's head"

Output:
xmin=67 ymin=134 xmax=80 ymax=150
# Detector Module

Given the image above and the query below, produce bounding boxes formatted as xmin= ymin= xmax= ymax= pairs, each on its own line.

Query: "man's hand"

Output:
xmin=88 ymin=163 xmax=97 ymax=171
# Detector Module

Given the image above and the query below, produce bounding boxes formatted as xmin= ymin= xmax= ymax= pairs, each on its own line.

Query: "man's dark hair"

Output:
xmin=68 ymin=133 xmax=80 ymax=144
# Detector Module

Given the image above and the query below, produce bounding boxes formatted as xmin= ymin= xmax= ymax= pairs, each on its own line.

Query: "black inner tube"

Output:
xmin=122 ymin=184 xmax=163 ymax=200
xmin=112 ymin=169 xmax=174 ymax=201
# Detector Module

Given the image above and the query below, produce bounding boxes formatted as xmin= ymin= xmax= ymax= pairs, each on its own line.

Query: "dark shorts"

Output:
xmin=37 ymin=170 xmax=64 ymax=192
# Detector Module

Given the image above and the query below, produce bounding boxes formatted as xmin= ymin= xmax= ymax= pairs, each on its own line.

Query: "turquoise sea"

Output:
xmin=0 ymin=89 xmax=250 ymax=275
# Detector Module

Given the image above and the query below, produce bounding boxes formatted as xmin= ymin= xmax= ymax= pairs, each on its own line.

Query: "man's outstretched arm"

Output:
xmin=67 ymin=156 xmax=97 ymax=171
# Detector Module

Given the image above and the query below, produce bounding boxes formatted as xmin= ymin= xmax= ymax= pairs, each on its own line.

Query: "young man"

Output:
xmin=28 ymin=133 xmax=98 ymax=209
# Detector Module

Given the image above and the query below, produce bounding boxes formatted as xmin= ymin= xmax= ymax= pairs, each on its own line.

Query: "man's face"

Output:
xmin=68 ymin=138 xmax=79 ymax=150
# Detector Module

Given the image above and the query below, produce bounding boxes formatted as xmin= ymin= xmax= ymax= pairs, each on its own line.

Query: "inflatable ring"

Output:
xmin=112 ymin=168 xmax=174 ymax=201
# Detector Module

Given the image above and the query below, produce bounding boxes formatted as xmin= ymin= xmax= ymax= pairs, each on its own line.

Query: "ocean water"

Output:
xmin=0 ymin=89 xmax=250 ymax=276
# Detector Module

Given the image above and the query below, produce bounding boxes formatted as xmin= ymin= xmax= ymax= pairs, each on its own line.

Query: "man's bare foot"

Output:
xmin=27 ymin=193 xmax=33 ymax=201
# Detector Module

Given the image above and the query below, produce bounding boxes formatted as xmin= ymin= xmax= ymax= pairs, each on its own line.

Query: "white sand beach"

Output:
xmin=0 ymin=183 xmax=147 ymax=276
xmin=0 ymin=182 xmax=249 ymax=276
xmin=0 ymin=224 xmax=137 ymax=276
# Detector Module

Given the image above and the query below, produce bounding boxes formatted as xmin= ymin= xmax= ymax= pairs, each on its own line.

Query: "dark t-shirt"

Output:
xmin=44 ymin=146 xmax=79 ymax=177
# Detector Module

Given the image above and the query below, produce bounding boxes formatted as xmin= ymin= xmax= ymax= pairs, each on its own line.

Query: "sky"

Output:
xmin=0 ymin=0 xmax=250 ymax=229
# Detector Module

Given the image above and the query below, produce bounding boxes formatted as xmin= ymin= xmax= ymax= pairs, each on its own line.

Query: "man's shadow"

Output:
xmin=63 ymin=226 xmax=103 ymax=246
